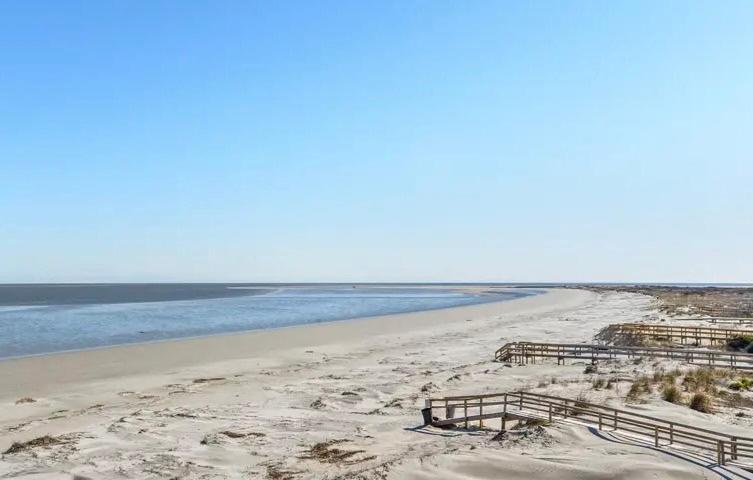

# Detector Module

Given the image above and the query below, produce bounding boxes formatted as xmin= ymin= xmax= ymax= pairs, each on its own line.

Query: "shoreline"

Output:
xmin=0 ymin=288 xmax=538 ymax=363
xmin=0 ymin=288 xmax=560 ymax=401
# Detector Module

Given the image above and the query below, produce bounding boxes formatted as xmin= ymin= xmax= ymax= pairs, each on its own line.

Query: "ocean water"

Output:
xmin=0 ymin=285 xmax=536 ymax=359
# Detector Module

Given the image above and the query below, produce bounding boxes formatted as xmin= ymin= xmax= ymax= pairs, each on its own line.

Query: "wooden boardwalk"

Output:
xmin=424 ymin=391 xmax=753 ymax=467
xmin=494 ymin=341 xmax=753 ymax=370
xmin=596 ymin=323 xmax=753 ymax=347
xmin=676 ymin=316 xmax=753 ymax=325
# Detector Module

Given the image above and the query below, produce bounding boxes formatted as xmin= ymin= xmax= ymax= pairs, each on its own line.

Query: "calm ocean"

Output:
xmin=0 ymin=284 xmax=537 ymax=359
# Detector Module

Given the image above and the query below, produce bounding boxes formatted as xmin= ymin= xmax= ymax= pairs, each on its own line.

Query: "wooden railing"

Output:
xmin=425 ymin=391 xmax=753 ymax=466
xmin=493 ymin=341 xmax=753 ymax=370
xmin=676 ymin=317 xmax=753 ymax=325
xmin=596 ymin=323 xmax=753 ymax=347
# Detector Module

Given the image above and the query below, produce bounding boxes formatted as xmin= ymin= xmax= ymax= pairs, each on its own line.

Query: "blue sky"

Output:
xmin=1 ymin=1 xmax=752 ymax=283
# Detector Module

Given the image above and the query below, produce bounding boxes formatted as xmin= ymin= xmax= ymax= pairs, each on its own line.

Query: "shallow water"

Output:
xmin=0 ymin=285 xmax=536 ymax=359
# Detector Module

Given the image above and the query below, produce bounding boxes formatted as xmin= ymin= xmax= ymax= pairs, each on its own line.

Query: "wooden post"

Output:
xmin=614 ymin=411 xmax=618 ymax=430
xmin=464 ymin=400 xmax=468 ymax=429
xmin=502 ymin=394 xmax=507 ymax=431
xmin=669 ymin=423 xmax=674 ymax=444
xmin=654 ymin=426 xmax=659 ymax=447
xmin=479 ymin=397 xmax=484 ymax=428
xmin=732 ymin=437 xmax=738 ymax=460
xmin=598 ymin=414 xmax=602 ymax=430
xmin=718 ymin=440 xmax=725 ymax=465
xmin=548 ymin=403 xmax=553 ymax=422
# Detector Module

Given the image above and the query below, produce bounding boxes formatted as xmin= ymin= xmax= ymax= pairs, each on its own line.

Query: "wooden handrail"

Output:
xmin=679 ymin=317 xmax=753 ymax=325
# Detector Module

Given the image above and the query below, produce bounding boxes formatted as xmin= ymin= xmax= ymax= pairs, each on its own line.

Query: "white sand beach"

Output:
xmin=1 ymin=288 xmax=752 ymax=479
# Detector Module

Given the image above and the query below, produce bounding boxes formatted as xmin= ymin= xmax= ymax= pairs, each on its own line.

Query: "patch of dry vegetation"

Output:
xmin=689 ymin=392 xmax=713 ymax=413
xmin=4 ymin=435 xmax=65 ymax=454
xmin=569 ymin=392 xmax=591 ymax=416
xmin=623 ymin=367 xmax=751 ymax=415
xmin=265 ymin=464 xmax=301 ymax=480
xmin=298 ymin=439 xmax=374 ymax=465
xmin=661 ymin=384 xmax=682 ymax=404
xmin=584 ymin=285 xmax=753 ymax=318
xmin=626 ymin=375 xmax=652 ymax=403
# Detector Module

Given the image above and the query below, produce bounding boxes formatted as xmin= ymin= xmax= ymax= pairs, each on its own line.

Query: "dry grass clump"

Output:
xmin=298 ymin=439 xmax=374 ymax=465
xmin=653 ymin=367 xmax=683 ymax=384
xmin=14 ymin=397 xmax=36 ymax=405
xmin=514 ymin=417 xmax=551 ymax=429
xmin=592 ymin=377 xmax=606 ymax=390
xmin=4 ymin=435 xmax=63 ymax=454
xmin=689 ymin=392 xmax=713 ymax=413
xmin=681 ymin=368 xmax=731 ymax=394
xmin=265 ymin=464 xmax=301 ymax=480
xmin=661 ymin=384 xmax=682 ymax=404
xmin=570 ymin=392 xmax=591 ymax=416
xmin=626 ymin=375 xmax=652 ymax=403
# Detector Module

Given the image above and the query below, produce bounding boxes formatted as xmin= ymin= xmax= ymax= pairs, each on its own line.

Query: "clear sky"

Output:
xmin=1 ymin=1 xmax=752 ymax=283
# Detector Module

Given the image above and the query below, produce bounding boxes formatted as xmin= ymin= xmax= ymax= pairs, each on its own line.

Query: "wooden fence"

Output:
xmin=676 ymin=317 xmax=753 ymax=325
xmin=494 ymin=341 xmax=753 ymax=370
xmin=425 ymin=391 xmax=753 ymax=467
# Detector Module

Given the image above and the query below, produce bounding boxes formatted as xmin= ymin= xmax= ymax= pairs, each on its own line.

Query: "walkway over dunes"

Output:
xmin=424 ymin=391 xmax=753 ymax=467
xmin=494 ymin=342 xmax=753 ymax=370
xmin=677 ymin=317 xmax=753 ymax=325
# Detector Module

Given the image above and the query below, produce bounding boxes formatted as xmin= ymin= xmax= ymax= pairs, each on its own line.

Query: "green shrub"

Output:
xmin=729 ymin=377 xmax=753 ymax=391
